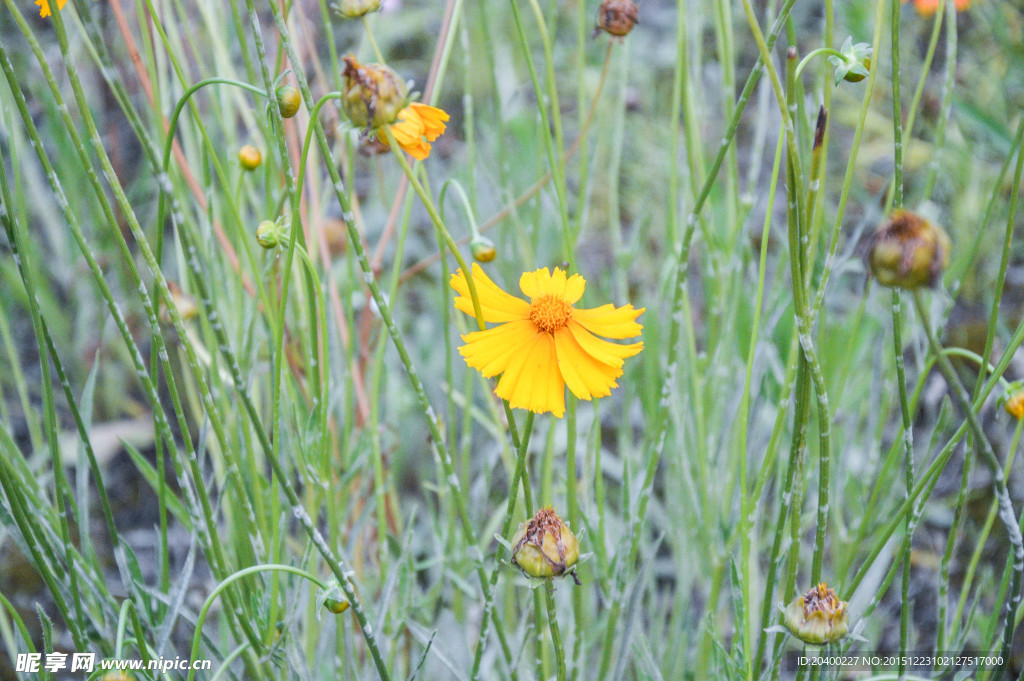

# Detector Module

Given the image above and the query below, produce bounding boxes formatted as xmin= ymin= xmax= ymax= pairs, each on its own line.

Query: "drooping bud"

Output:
xmin=276 ymin=85 xmax=302 ymax=119
xmin=334 ymin=0 xmax=381 ymax=17
xmin=324 ymin=597 xmax=350 ymax=614
xmin=829 ymin=37 xmax=873 ymax=85
xmin=238 ymin=144 xmax=262 ymax=171
xmin=510 ymin=507 xmax=580 ymax=583
xmin=341 ymin=54 xmax=408 ymax=129
xmin=596 ymin=0 xmax=638 ymax=38
xmin=470 ymin=236 xmax=497 ymax=263
xmin=783 ymin=583 xmax=850 ymax=645
xmin=868 ymin=209 xmax=951 ymax=289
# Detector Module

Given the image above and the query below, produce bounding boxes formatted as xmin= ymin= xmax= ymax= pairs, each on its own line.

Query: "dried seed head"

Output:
xmin=276 ymin=85 xmax=302 ymax=118
xmin=341 ymin=54 xmax=409 ymax=129
xmin=783 ymin=583 xmax=850 ymax=645
xmin=868 ymin=209 xmax=951 ymax=289
xmin=238 ymin=144 xmax=262 ymax=171
xmin=510 ymin=507 xmax=580 ymax=582
xmin=596 ymin=0 xmax=639 ymax=38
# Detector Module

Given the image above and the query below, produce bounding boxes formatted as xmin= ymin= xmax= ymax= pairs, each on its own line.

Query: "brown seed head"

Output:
xmin=868 ymin=209 xmax=951 ymax=289
xmin=597 ymin=0 xmax=639 ymax=38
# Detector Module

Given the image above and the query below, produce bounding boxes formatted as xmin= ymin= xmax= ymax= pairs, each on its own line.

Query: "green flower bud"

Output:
xmin=829 ymin=37 xmax=873 ymax=86
xmin=783 ymin=583 xmax=850 ymax=645
xmin=341 ymin=54 xmax=408 ymax=129
xmin=324 ymin=597 xmax=350 ymax=614
xmin=276 ymin=85 xmax=302 ymax=118
xmin=470 ymin=236 xmax=497 ymax=263
xmin=511 ymin=507 xmax=580 ymax=583
xmin=868 ymin=209 xmax=951 ymax=289
xmin=238 ymin=144 xmax=262 ymax=171
xmin=334 ymin=0 xmax=381 ymax=18
xmin=256 ymin=219 xmax=287 ymax=249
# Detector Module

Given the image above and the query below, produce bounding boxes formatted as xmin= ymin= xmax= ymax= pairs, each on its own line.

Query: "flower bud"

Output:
xmin=510 ymin=507 xmax=580 ymax=582
xmin=276 ymin=85 xmax=302 ymax=119
xmin=868 ymin=209 xmax=950 ymax=289
xmin=256 ymin=219 xmax=287 ymax=249
xmin=1004 ymin=386 xmax=1024 ymax=420
xmin=238 ymin=144 xmax=262 ymax=171
xmin=829 ymin=38 xmax=873 ymax=85
xmin=596 ymin=0 xmax=639 ymax=38
xmin=334 ymin=0 xmax=380 ymax=17
xmin=324 ymin=597 xmax=350 ymax=614
xmin=470 ymin=236 xmax=497 ymax=263
xmin=783 ymin=583 xmax=849 ymax=645
xmin=341 ymin=55 xmax=408 ymax=129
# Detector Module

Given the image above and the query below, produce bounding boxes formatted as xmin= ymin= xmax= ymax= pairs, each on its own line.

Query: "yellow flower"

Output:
xmin=36 ymin=0 xmax=67 ymax=17
xmin=902 ymin=0 xmax=970 ymax=15
xmin=451 ymin=264 xmax=643 ymax=418
xmin=382 ymin=103 xmax=449 ymax=161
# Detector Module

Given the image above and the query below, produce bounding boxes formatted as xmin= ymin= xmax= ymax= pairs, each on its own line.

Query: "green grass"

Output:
xmin=0 ymin=0 xmax=1023 ymax=679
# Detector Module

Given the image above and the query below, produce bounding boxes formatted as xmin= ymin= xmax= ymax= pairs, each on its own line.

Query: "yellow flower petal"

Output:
xmin=387 ymin=102 xmax=449 ymax=160
xmin=407 ymin=103 xmax=449 ymax=141
xmin=459 ymin=320 xmax=536 ymax=377
xmin=36 ymin=0 xmax=67 ymax=17
xmin=519 ymin=267 xmax=586 ymax=303
xmin=567 ymin=321 xmax=643 ymax=368
xmin=451 ymin=264 xmax=531 ymax=323
xmin=495 ymin=332 xmax=565 ymax=417
xmin=553 ymin=328 xmax=623 ymax=401
xmin=572 ymin=303 xmax=645 ymax=339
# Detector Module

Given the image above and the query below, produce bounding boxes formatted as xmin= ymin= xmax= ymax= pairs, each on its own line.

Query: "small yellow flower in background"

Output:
xmin=452 ymin=264 xmax=643 ymax=418
xmin=902 ymin=0 xmax=970 ymax=15
xmin=36 ymin=0 xmax=67 ymax=17
xmin=511 ymin=507 xmax=581 ymax=583
xmin=783 ymin=583 xmax=850 ymax=645
xmin=382 ymin=102 xmax=450 ymax=161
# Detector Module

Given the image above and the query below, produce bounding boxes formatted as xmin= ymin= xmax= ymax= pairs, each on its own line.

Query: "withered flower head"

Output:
xmin=596 ymin=0 xmax=639 ymax=38
xmin=341 ymin=54 xmax=408 ymax=129
xmin=868 ymin=209 xmax=951 ymax=289
xmin=511 ymin=507 xmax=581 ymax=583
xmin=783 ymin=583 xmax=850 ymax=645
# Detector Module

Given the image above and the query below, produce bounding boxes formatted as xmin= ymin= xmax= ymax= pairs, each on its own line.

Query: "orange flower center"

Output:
xmin=529 ymin=295 xmax=572 ymax=333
